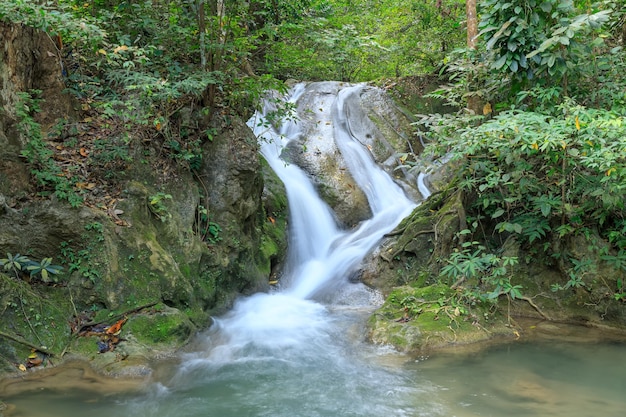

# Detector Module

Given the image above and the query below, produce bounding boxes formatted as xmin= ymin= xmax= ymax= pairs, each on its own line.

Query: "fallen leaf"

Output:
xmin=105 ymin=317 xmax=127 ymax=335
xmin=79 ymin=147 xmax=89 ymax=157
xmin=113 ymin=45 xmax=129 ymax=54
xmin=18 ymin=364 xmax=27 ymax=372
xmin=75 ymin=182 xmax=96 ymax=190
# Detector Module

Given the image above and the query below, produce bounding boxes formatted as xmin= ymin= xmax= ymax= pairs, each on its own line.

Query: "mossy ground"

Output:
xmin=125 ymin=307 xmax=194 ymax=346
xmin=368 ymin=284 xmax=515 ymax=353
xmin=0 ymin=274 xmax=74 ymax=372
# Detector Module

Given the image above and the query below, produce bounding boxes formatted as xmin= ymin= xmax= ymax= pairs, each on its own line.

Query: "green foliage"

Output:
xmin=478 ymin=0 xmax=612 ymax=89
xmin=196 ymin=205 xmax=222 ymax=244
xmin=84 ymin=222 xmax=105 ymax=242
xmin=56 ymin=222 xmax=105 ymax=284
xmin=264 ymin=0 xmax=465 ymax=81
xmin=148 ymin=192 xmax=173 ymax=222
xmin=0 ymin=0 xmax=105 ymax=47
xmin=25 ymin=258 xmax=64 ymax=283
xmin=0 ymin=253 xmax=64 ymax=283
xmin=421 ymin=99 xmax=626 ymax=246
xmin=440 ymin=240 xmax=522 ymax=301
xmin=0 ymin=253 xmax=31 ymax=280
xmin=16 ymin=91 xmax=84 ymax=207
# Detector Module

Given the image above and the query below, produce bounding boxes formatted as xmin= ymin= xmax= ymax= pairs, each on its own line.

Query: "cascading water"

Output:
xmin=4 ymin=82 xmax=626 ymax=417
xmin=127 ymin=81 xmax=436 ymax=417
xmin=254 ymin=83 xmax=417 ymax=299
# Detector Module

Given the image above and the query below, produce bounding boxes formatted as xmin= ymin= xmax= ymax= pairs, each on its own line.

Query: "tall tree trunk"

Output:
xmin=0 ymin=22 xmax=72 ymax=148
xmin=198 ymin=0 xmax=207 ymax=69
xmin=466 ymin=0 xmax=482 ymax=115
xmin=466 ymin=0 xmax=478 ymax=49
xmin=203 ymin=0 xmax=226 ymax=110
xmin=0 ymin=21 xmax=74 ymax=201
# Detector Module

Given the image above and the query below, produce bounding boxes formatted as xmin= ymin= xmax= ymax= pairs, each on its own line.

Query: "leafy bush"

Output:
xmin=421 ymin=98 xmax=626 ymax=247
xmin=1 ymin=253 xmax=64 ymax=283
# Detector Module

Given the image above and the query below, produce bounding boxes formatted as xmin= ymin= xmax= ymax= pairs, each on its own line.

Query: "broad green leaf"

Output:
xmin=492 ymin=208 xmax=505 ymax=218
xmin=493 ymin=54 xmax=508 ymax=70
xmin=540 ymin=1 xmax=552 ymax=12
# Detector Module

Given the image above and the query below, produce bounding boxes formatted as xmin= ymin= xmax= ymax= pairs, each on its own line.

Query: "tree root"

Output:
xmin=518 ymin=295 xmax=551 ymax=321
xmin=76 ymin=301 xmax=158 ymax=333
xmin=0 ymin=330 xmax=56 ymax=356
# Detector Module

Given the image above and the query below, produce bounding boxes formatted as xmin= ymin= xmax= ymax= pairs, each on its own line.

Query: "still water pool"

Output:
xmin=2 ymin=299 xmax=625 ymax=417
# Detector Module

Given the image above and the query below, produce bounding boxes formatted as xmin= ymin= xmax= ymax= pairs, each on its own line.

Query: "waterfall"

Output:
xmin=251 ymin=82 xmax=416 ymax=299
xmin=182 ymin=81 xmax=419 ymax=359
xmin=152 ymin=82 xmax=428 ymax=417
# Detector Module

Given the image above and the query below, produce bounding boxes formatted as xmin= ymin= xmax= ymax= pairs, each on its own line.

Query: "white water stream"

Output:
xmin=3 ymin=83 xmax=625 ymax=417
xmin=101 ymin=82 xmax=432 ymax=417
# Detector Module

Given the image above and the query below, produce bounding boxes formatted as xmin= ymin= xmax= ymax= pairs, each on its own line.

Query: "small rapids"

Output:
xmin=2 ymin=82 xmax=625 ymax=417
xmin=128 ymin=81 xmax=430 ymax=416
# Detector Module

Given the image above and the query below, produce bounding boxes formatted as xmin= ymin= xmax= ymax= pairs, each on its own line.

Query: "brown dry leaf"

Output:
xmin=79 ymin=147 xmax=89 ymax=157
xmin=105 ymin=317 xmax=127 ymax=335
xmin=113 ymin=45 xmax=129 ymax=54
xmin=75 ymin=182 xmax=89 ymax=190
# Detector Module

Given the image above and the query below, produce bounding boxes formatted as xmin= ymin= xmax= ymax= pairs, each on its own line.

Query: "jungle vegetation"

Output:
xmin=1 ymin=0 xmax=625 ymax=306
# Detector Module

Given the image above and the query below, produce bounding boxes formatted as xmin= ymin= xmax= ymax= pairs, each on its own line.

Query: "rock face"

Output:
xmin=0 ymin=22 xmax=75 ymax=203
xmin=0 ymin=22 xmax=288 ymax=376
xmin=0 ymin=21 xmax=74 ymax=149
xmin=0 ymin=111 xmax=286 ymax=374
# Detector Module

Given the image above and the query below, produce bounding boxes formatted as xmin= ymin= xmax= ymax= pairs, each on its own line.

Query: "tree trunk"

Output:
xmin=465 ymin=0 xmax=482 ymax=115
xmin=466 ymin=0 xmax=478 ymax=49
xmin=198 ymin=0 xmax=207 ymax=69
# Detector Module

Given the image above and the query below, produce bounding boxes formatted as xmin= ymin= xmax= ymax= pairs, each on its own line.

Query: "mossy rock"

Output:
xmin=0 ymin=274 xmax=74 ymax=371
xmin=367 ymin=284 xmax=514 ymax=354
xmin=126 ymin=306 xmax=194 ymax=346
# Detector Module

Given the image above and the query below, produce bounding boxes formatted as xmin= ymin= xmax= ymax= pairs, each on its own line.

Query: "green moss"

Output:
xmin=126 ymin=310 xmax=193 ymax=346
xmin=68 ymin=335 xmax=100 ymax=359
xmin=0 ymin=274 xmax=78 ymax=374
